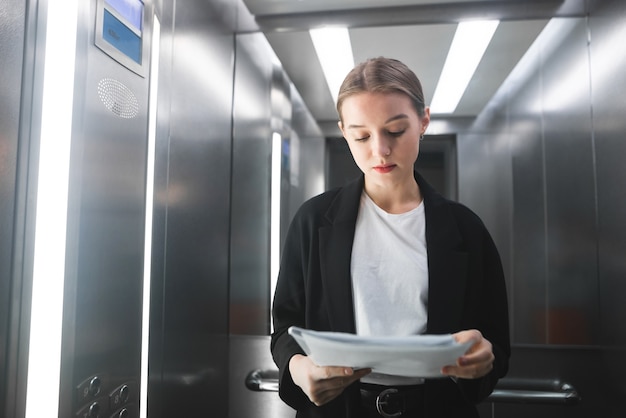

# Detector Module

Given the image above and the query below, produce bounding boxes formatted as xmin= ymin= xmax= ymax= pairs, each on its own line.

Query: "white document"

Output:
xmin=288 ymin=326 xmax=473 ymax=378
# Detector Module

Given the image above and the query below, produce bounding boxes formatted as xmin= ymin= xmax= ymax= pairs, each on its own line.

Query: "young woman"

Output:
xmin=271 ymin=57 xmax=510 ymax=417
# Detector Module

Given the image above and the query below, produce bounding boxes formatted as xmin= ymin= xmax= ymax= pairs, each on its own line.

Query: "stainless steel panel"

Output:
xmin=457 ymin=128 xmax=513 ymax=303
xmin=493 ymin=346 xmax=613 ymax=418
xmin=446 ymin=7 xmax=624 ymax=417
xmin=541 ymin=18 xmax=599 ymax=345
xmin=286 ymin=86 xmax=325 ymax=222
xmin=230 ymin=33 xmax=274 ymax=336
xmin=590 ymin=0 xmax=626 ymax=345
xmin=59 ymin=0 xmax=152 ymax=415
xmin=154 ymin=0 xmax=236 ymax=416
xmin=0 ymin=0 xmax=26 ymax=415
xmin=590 ymin=0 xmax=626 ymax=403
xmin=508 ymin=43 xmax=548 ymax=345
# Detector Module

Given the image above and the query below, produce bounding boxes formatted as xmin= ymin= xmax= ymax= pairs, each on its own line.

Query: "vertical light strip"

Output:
xmin=140 ymin=14 xmax=160 ymax=418
xmin=270 ymin=132 xmax=282 ymax=331
xmin=430 ymin=20 xmax=499 ymax=114
xmin=25 ymin=0 xmax=78 ymax=416
xmin=310 ymin=27 xmax=354 ymax=104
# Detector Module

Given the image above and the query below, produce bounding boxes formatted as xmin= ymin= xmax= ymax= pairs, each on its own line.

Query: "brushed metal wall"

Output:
xmin=0 ymin=0 xmax=26 ymax=415
xmin=589 ymin=0 xmax=626 ymax=405
xmin=58 ymin=1 xmax=153 ymax=416
xmin=454 ymin=0 xmax=626 ymax=415
xmin=147 ymin=0 xmax=237 ymax=417
xmin=230 ymin=33 xmax=276 ymax=336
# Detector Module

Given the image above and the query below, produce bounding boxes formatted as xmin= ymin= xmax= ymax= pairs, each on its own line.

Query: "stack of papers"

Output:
xmin=288 ymin=326 xmax=472 ymax=378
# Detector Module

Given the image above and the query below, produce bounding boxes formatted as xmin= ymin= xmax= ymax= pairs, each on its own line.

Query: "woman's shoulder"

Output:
xmin=424 ymin=187 xmax=488 ymax=234
xmin=295 ymin=176 xmax=363 ymax=220
xmin=446 ymin=199 xmax=484 ymax=225
xmin=295 ymin=186 xmax=344 ymax=219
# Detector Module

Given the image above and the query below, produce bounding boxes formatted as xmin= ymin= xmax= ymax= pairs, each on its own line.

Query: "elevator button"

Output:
xmin=89 ymin=402 xmax=101 ymax=418
xmin=76 ymin=401 xmax=102 ymax=418
xmin=110 ymin=408 xmax=129 ymax=418
xmin=109 ymin=382 xmax=136 ymax=410
xmin=77 ymin=374 xmax=105 ymax=405
xmin=89 ymin=377 xmax=102 ymax=397
xmin=109 ymin=403 xmax=135 ymax=418
xmin=119 ymin=385 xmax=129 ymax=403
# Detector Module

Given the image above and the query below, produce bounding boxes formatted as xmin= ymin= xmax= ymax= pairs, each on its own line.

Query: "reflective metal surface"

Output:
xmin=450 ymin=0 xmax=625 ymax=415
xmin=0 ymin=0 xmax=27 ymax=415
xmin=590 ymin=0 xmax=626 ymax=403
xmin=230 ymin=32 xmax=276 ymax=336
xmin=148 ymin=0 xmax=236 ymax=417
xmin=58 ymin=0 xmax=152 ymax=416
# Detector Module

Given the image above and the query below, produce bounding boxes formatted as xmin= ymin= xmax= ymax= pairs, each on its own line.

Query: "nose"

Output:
xmin=372 ymin=133 xmax=391 ymax=157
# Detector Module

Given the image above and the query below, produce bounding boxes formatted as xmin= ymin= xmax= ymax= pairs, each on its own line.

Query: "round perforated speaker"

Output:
xmin=97 ymin=78 xmax=139 ymax=119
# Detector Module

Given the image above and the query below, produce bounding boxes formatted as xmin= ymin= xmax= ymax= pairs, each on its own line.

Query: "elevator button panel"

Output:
xmin=76 ymin=375 xmax=138 ymax=418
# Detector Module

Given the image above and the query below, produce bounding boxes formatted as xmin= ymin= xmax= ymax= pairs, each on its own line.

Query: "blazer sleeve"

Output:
xmin=456 ymin=217 xmax=511 ymax=403
xmin=270 ymin=209 xmax=312 ymax=410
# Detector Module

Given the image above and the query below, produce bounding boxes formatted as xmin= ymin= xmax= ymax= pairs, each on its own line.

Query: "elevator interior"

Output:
xmin=1 ymin=0 xmax=625 ymax=417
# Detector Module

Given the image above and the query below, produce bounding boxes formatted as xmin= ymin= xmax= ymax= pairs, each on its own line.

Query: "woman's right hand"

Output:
xmin=288 ymin=354 xmax=371 ymax=406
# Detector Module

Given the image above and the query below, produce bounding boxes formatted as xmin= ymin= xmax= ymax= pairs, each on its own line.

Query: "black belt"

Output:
xmin=360 ymin=383 xmax=425 ymax=417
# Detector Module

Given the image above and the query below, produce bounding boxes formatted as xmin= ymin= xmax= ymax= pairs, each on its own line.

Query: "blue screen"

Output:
xmin=105 ymin=0 xmax=143 ymax=32
xmin=103 ymin=9 xmax=142 ymax=64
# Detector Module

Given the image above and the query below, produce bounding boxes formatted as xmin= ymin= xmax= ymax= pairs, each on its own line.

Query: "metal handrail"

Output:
xmin=245 ymin=369 xmax=581 ymax=405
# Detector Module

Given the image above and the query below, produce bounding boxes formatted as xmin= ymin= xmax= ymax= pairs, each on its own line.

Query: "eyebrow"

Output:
xmin=346 ymin=114 xmax=410 ymax=129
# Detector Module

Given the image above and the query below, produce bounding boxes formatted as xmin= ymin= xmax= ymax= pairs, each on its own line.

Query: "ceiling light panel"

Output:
xmin=430 ymin=20 xmax=499 ymax=114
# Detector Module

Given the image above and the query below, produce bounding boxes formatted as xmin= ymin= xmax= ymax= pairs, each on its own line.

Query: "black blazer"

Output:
xmin=271 ymin=171 xmax=510 ymax=418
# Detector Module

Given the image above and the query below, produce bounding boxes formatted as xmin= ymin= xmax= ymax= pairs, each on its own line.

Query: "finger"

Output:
xmin=453 ymin=329 xmax=482 ymax=347
xmin=314 ymin=365 xmax=357 ymax=381
xmin=441 ymin=362 xmax=492 ymax=379
xmin=441 ymin=351 xmax=494 ymax=379
xmin=321 ymin=367 xmax=371 ymax=390
xmin=309 ymin=368 xmax=372 ymax=406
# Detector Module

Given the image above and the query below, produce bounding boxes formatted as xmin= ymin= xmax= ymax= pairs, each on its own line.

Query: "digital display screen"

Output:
xmin=103 ymin=9 xmax=142 ymax=64
xmin=105 ymin=0 xmax=143 ymax=32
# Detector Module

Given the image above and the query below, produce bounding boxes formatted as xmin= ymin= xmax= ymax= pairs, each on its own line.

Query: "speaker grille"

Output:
xmin=97 ymin=78 xmax=139 ymax=119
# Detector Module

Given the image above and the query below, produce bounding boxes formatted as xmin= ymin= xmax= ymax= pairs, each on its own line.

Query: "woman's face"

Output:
xmin=338 ymin=91 xmax=430 ymax=191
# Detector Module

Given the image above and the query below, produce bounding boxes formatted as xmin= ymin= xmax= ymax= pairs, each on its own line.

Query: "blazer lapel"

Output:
xmin=318 ymin=177 xmax=364 ymax=334
xmin=418 ymin=173 xmax=469 ymax=334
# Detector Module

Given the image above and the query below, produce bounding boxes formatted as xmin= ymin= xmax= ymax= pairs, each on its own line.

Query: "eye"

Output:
xmin=388 ymin=130 xmax=405 ymax=137
xmin=354 ymin=135 xmax=369 ymax=142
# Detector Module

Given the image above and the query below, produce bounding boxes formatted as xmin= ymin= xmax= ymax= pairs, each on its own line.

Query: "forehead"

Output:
xmin=340 ymin=92 xmax=417 ymax=124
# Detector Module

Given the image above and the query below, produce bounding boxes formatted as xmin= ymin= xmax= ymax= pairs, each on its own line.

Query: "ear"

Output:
xmin=338 ymin=120 xmax=347 ymax=140
xmin=421 ymin=107 xmax=431 ymax=133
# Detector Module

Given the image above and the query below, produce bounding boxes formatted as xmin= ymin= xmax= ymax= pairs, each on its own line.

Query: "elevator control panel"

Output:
xmin=95 ymin=0 xmax=147 ymax=76
xmin=75 ymin=374 xmax=138 ymax=418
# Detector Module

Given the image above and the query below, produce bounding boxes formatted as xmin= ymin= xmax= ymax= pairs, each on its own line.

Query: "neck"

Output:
xmin=364 ymin=177 xmax=422 ymax=214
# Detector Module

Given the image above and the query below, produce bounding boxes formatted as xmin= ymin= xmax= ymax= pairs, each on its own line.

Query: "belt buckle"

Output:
xmin=375 ymin=388 xmax=402 ymax=417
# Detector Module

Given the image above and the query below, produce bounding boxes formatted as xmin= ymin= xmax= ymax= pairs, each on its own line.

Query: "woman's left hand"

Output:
xmin=441 ymin=329 xmax=494 ymax=379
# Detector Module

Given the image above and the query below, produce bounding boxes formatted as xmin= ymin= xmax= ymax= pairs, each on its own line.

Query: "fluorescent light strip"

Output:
xmin=430 ymin=20 xmax=499 ymax=114
xmin=25 ymin=0 xmax=78 ymax=417
xmin=310 ymin=27 xmax=355 ymax=104
xmin=270 ymin=132 xmax=282 ymax=332
xmin=140 ymin=14 xmax=160 ymax=418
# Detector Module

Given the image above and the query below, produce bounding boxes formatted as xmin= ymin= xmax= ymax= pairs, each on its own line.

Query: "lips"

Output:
xmin=373 ymin=164 xmax=396 ymax=173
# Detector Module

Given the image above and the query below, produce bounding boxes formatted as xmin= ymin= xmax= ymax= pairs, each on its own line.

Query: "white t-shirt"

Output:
xmin=351 ymin=192 xmax=429 ymax=385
